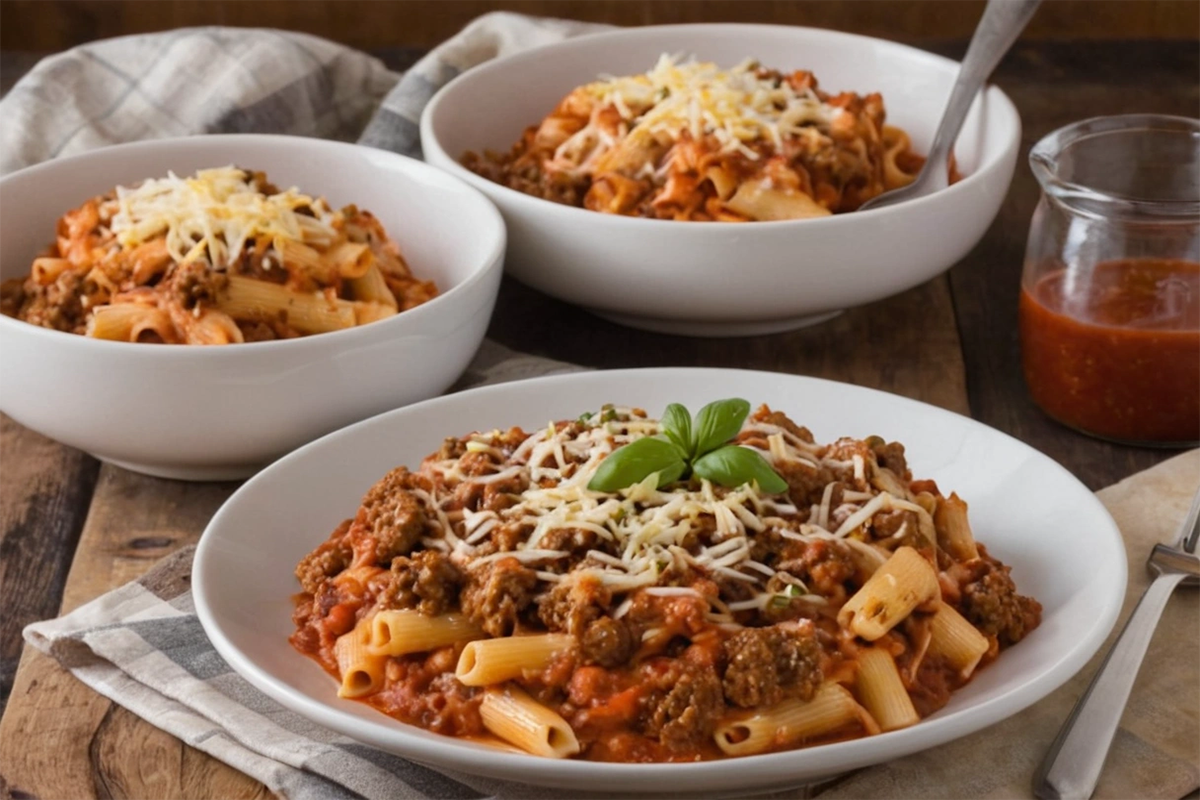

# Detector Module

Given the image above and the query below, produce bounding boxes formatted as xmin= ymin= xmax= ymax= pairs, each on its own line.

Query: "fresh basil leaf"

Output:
xmin=692 ymin=398 xmax=751 ymax=456
xmin=692 ymin=445 xmax=788 ymax=494
xmin=578 ymin=411 xmax=594 ymax=423
xmin=660 ymin=403 xmax=694 ymax=459
xmin=588 ymin=436 xmax=686 ymax=492
xmin=655 ymin=457 xmax=688 ymax=487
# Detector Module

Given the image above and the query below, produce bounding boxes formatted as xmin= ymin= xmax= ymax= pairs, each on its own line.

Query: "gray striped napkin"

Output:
xmin=0 ymin=12 xmax=604 ymax=173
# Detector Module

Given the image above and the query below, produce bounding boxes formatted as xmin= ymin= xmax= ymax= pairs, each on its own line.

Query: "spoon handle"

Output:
xmin=926 ymin=0 xmax=1042 ymax=168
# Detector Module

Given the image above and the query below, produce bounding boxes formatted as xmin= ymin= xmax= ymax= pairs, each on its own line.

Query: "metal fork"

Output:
xmin=1034 ymin=487 xmax=1200 ymax=800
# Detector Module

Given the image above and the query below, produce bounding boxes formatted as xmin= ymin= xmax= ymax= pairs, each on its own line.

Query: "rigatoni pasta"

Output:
xmin=480 ymin=686 xmax=581 ymax=758
xmin=368 ymin=610 xmax=483 ymax=656
xmin=289 ymin=402 xmax=1041 ymax=762
xmin=0 ymin=167 xmax=438 ymax=343
xmin=464 ymin=56 xmax=948 ymax=222
xmin=714 ymin=683 xmax=876 ymax=757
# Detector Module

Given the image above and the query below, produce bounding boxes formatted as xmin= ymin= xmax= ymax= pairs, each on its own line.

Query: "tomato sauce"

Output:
xmin=1019 ymin=258 xmax=1200 ymax=443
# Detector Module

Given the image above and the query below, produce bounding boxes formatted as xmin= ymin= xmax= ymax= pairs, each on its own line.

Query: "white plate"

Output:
xmin=193 ymin=368 xmax=1125 ymax=794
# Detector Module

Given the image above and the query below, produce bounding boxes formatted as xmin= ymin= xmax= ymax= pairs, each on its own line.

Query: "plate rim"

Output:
xmin=193 ymin=367 xmax=1127 ymax=790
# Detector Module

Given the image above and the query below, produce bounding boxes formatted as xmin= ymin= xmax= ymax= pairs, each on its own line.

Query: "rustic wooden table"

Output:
xmin=0 ymin=38 xmax=1197 ymax=800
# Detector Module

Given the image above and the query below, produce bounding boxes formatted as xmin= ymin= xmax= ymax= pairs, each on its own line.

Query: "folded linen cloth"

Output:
xmin=0 ymin=12 xmax=605 ymax=174
xmin=8 ymin=13 xmax=1200 ymax=800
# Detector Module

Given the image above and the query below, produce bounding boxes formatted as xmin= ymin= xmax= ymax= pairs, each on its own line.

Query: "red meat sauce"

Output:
xmin=289 ymin=407 xmax=1042 ymax=761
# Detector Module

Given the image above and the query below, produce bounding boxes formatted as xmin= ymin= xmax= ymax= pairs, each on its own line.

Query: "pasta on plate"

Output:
xmin=290 ymin=402 xmax=1041 ymax=762
xmin=464 ymin=56 xmax=934 ymax=221
xmin=0 ymin=167 xmax=437 ymax=344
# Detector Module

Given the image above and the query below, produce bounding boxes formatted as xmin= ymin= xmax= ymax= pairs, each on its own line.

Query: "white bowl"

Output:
xmin=194 ymin=368 xmax=1124 ymax=794
xmin=422 ymin=24 xmax=1021 ymax=337
xmin=0 ymin=135 xmax=505 ymax=480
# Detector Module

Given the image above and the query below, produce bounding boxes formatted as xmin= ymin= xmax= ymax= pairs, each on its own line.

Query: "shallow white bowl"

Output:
xmin=422 ymin=24 xmax=1021 ymax=336
xmin=194 ymin=368 xmax=1124 ymax=794
xmin=0 ymin=135 xmax=505 ymax=480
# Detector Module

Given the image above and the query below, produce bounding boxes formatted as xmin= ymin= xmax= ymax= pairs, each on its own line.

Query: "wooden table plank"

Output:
xmin=0 ymin=465 xmax=268 ymax=800
xmin=490 ymin=274 xmax=970 ymax=415
xmin=947 ymin=40 xmax=1200 ymax=490
xmin=0 ymin=416 xmax=100 ymax=715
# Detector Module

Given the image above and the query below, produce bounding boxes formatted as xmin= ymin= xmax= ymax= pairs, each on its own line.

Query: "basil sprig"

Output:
xmin=587 ymin=398 xmax=788 ymax=494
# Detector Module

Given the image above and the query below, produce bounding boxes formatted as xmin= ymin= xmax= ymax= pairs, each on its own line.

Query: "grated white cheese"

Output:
xmin=109 ymin=166 xmax=337 ymax=268
xmin=550 ymin=55 xmax=838 ymax=174
xmin=412 ymin=407 xmax=921 ymax=617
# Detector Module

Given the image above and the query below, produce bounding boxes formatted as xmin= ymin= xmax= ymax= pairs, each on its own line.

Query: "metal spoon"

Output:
xmin=859 ymin=0 xmax=1042 ymax=211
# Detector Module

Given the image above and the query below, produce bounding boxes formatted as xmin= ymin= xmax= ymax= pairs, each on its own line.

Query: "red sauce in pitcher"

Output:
xmin=1019 ymin=258 xmax=1200 ymax=444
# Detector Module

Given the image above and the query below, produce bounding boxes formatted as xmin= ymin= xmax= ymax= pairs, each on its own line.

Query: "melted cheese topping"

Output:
xmin=416 ymin=408 xmax=918 ymax=620
xmin=585 ymin=55 xmax=838 ymax=158
xmin=108 ymin=166 xmax=338 ymax=267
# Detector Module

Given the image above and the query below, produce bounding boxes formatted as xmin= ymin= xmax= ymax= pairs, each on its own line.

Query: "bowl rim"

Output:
xmin=421 ymin=22 xmax=1022 ymax=230
xmin=0 ymin=133 xmax=507 ymax=357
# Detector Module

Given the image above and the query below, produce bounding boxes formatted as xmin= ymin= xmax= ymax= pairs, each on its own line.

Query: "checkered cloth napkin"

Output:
xmin=10 ymin=14 xmax=1200 ymax=800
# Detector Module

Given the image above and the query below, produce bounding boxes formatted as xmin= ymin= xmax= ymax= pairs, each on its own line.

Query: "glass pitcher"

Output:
xmin=1019 ymin=114 xmax=1200 ymax=446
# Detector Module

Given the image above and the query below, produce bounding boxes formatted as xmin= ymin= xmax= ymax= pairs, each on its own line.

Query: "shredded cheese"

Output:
xmin=109 ymin=166 xmax=337 ymax=268
xmin=410 ymin=407 xmax=910 ymax=615
xmin=551 ymin=55 xmax=839 ymax=172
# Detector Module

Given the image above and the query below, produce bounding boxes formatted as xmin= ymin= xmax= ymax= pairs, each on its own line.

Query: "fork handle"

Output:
xmin=1033 ymin=572 xmax=1187 ymax=800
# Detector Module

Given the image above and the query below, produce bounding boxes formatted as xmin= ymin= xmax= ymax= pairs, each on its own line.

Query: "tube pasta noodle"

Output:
xmin=838 ymin=546 xmax=940 ymax=641
xmin=87 ymin=303 xmax=170 ymax=343
xmin=0 ymin=167 xmax=438 ymax=342
xmin=855 ymin=648 xmax=920 ymax=732
xmin=31 ymin=257 xmax=71 ymax=286
xmin=186 ymin=308 xmax=246 ymax=345
xmin=353 ymin=302 xmax=398 ymax=326
xmin=465 ymin=56 xmax=948 ymax=222
xmin=217 ymin=275 xmax=356 ymax=335
xmin=289 ymin=403 xmax=1042 ymax=762
xmin=480 ymin=686 xmax=581 ymax=759
xmin=714 ymin=683 xmax=877 ymax=757
xmin=275 ymin=237 xmax=336 ymax=283
xmin=335 ymin=623 xmax=386 ymax=699
xmin=368 ymin=610 xmax=483 ymax=656
xmin=348 ymin=264 xmax=399 ymax=308
xmin=456 ymin=633 xmax=575 ymax=686
xmin=927 ymin=601 xmax=991 ymax=680
xmin=933 ymin=493 xmax=980 ymax=561
xmin=326 ymin=241 xmax=374 ymax=279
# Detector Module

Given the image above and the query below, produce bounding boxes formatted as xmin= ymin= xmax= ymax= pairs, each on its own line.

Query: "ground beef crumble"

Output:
xmin=579 ymin=616 xmax=637 ymax=668
xmin=721 ymin=623 xmax=822 ymax=708
xmin=537 ymin=575 xmax=611 ymax=635
xmin=958 ymin=545 xmax=1042 ymax=646
xmin=459 ymin=557 xmax=539 ymax=637
xmin=294 ymin=529 xmax=353 ymax=595
xmin=638 ymin=655 xmax=725 ymax=749
xmin=377 ymin=550 xmax=462 ymax=616
xmin=354 ymin=467 xmax=427 ymax=564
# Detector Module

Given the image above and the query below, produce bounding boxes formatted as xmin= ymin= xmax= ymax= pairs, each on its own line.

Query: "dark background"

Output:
xmin=2 ymin=0 xmax=1198 ymax=52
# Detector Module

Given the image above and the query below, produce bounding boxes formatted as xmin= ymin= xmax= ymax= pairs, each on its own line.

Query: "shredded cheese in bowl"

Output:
xmin=586 ymin=55 xmax=839 ymax=159
xmin=110 ymin=166 xmax=338 ymax=267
